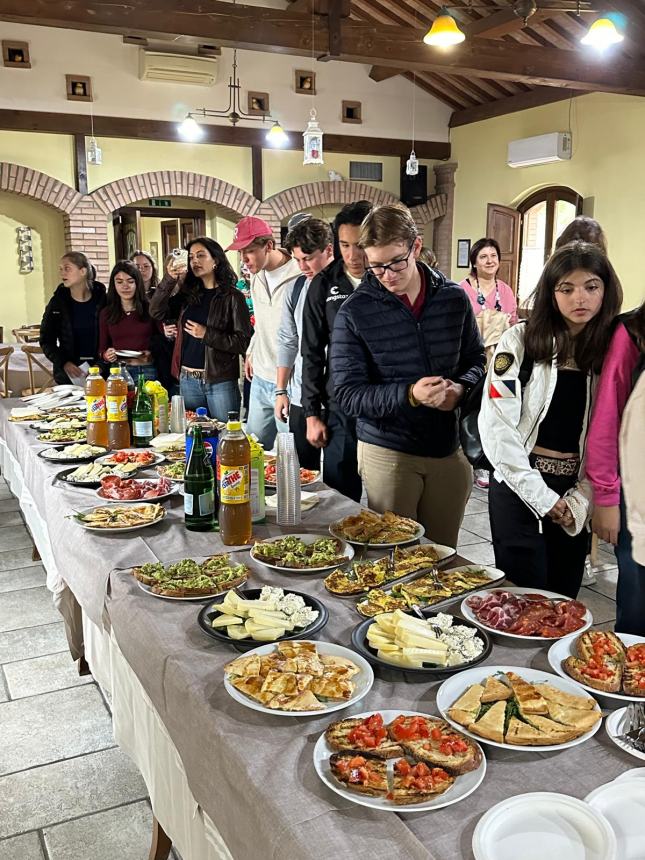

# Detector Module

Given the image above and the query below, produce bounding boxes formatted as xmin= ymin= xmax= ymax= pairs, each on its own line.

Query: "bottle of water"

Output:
xmin=276 ymin=433 xmax=301 ymax=526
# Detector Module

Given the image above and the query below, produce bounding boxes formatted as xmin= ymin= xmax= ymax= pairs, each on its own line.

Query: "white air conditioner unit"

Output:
xmin=138 ymin=50 xmax=218 ymax=86
xmin=507 ymin=132 xmax=572 ymax=168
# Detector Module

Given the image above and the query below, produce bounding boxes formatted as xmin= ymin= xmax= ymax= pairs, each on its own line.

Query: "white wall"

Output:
xmin=0 ymin=23 xmax=451 ymax=141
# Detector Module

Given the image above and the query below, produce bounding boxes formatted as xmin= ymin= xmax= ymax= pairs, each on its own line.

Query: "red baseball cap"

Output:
xmin=226 ymin=216 xmax=274 ymax=251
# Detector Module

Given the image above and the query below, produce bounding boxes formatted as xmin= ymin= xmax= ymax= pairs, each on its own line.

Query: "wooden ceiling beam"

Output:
xmin=0 ymin=107 xmax=451 ymax=159
xmin=369 ymin=66 xmax=405 ymax=81
xmin=464 ymin=8 xmax=548 ymax=39
xmin=1 ymin=0 xmax=644 ymax=95
xmin=404 ymin=72 xmax=472 ymax=111
xmin=449 ymin=86 xmax=583 ymax=127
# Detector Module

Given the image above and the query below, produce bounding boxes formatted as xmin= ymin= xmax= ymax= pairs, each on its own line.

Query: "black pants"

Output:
xmin=323 ymin=408 xmax=362 ymax=502
xmin=288 ymin=404 xmax=321 ymax=471
xmin=489 ymin=471 xmax=589 ymax=599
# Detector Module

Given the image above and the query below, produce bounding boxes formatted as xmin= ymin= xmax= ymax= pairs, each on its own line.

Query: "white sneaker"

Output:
xmin=581 ymin=558 xmax=597 ymax=586
xmin=474 ymin=469 xmax=489 ymax=490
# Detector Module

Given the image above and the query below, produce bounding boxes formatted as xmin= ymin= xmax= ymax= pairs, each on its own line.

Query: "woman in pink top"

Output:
xmin=586 ymin=304 xmax=645 ymax=634
xmin=460 ymin=237 xmax=518 ymax=488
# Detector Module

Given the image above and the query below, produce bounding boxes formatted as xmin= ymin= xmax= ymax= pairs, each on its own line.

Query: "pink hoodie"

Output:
xmin=586 ymin=322 xmax=640 ymax=507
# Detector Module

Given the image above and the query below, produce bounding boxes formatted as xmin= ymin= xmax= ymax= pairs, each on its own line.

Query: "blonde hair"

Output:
xmin=359 ymin=203 xmax=418 ymax=249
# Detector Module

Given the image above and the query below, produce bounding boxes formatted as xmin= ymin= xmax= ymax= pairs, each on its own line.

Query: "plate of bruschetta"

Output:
xmin=436 ymin=666 xmax=602 ymax=751
xmin=314 ymin=710 xmax=486 ymax=811
xmin=548 ymin=630 xmax=645 ymax=704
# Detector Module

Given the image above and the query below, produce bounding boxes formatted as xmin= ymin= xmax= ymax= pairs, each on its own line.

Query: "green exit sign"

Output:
xmin=148 ymin=198 xmax=172 ymax=208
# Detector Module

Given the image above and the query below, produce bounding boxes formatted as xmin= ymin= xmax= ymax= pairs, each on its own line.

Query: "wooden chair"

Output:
xmin=21 ymin=345 xmax=55 ymax=395
xmin=0 ymin=346 xmax=14 ymax=398
xmin=12 ymin=326 xmax=41 ymax=344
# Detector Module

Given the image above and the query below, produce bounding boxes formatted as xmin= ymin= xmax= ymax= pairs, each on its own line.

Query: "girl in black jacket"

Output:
xmin=39 ymin=252 xmax=106 ymax=384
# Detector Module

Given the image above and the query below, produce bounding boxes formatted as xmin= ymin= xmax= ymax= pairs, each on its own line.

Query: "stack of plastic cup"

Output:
xmin=276 ymin=433 xmax=302 ymax=526
xmin=170 ymin=395 xmax=186 ymax=434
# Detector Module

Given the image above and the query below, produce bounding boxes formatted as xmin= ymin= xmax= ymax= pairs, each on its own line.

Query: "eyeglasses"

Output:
xmin=365 ymin=242 xmax=415 ymax=276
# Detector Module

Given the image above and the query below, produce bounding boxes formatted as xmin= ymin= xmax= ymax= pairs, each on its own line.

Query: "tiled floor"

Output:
xmin=0 ymin=478 xmax=618 ymax=859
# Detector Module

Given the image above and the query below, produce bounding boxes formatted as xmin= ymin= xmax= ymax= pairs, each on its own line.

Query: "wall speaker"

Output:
xmin=401 ymin=164 xmax=428 ymax=207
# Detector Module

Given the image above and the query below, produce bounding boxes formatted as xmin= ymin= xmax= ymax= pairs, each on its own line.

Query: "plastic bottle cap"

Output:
xmin=227 ymin=420 xmax=242 ymax=431
xmin=196 ymin=407 xmax=208 ymax=417
xmin=109 ymin=367 xmax=120 ymax=375
xmin=89 ymin=366 xmax=99 ymax=374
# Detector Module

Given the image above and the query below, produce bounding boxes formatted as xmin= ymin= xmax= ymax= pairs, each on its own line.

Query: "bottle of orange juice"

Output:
xmin=218 ymin=412 xmax=252 ymax=545
xmin=106 ymin=367 xmax=131 ymax=450
xmin=85 ymin=366 xmax=108 ymax=448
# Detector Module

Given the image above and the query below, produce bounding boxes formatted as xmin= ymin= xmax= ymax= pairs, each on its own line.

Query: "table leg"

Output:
xmin=149 ymin=816 xmax=173 ymax=860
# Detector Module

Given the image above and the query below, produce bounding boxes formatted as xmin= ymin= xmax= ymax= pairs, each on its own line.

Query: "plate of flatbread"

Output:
xmin=436 ymin=665 xmax=602 ymax=752
xmin=223 ymin=640 xmax=373 ymax=717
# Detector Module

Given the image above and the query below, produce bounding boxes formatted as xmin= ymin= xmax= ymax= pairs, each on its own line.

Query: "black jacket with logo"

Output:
xmin=300 ymin=258 xmax=357 ymax=419
xmin=39 ymin=282 xmax=107 ymax=383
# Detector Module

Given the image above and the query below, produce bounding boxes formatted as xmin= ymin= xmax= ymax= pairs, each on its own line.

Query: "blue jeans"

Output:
xmin=180 ymin=372 xmax=241 ymax=423
xmin=615 ymin=491 xmax=645 ymax=635
xmin=110 ymin=363 xmax=157 ymax=383
xmin=245 ymin=374 xmax=287 ymax=451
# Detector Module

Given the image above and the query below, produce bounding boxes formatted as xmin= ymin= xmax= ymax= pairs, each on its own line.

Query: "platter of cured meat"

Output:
xmin=460 ymin=588 xmax=592 ymax=642
xmin=95 ymin=475 xmax=178 ymax=503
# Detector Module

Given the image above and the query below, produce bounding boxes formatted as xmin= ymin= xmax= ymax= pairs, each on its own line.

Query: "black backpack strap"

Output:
xmin=291 ymin=275 xmax=307 ymax=310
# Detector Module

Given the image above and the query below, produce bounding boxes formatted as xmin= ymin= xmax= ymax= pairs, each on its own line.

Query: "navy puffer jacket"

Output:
xmin=330 ymin=263 xmax=485 ymax=458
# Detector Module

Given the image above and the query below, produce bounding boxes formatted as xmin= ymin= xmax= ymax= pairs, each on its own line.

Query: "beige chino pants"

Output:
xmin=357 ymin=441 xmax=473 ymax=548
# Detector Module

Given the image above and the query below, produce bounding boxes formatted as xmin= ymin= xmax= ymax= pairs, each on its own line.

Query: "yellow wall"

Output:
xmin=87 ymin=138 xmax=253 ymax=195
xmin=0 ymin=131 xmax=75 ymax=188
xmin=0 ymin=192 xmax=66 ymax=336
xmin=262 ymin=151 xmax=404 ymax=199
xmin=450 ymin=92 xmax=645 ymax=310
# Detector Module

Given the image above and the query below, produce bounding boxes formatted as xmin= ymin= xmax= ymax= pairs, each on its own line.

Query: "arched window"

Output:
xmin=517 ymin=186 xmax=582 ymax=304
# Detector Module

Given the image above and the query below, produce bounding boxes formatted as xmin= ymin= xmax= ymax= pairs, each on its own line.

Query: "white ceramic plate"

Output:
xmin=586 ymin=779 xmax=645 ymax=859
xmin=313 ymin=708 xmax=486 ymax=813
xmin=136 ymin=580 xmax=226 ymax=602
xmin=461 ymin=587 xmax=593 ymax=642
xmin=250 ymin=533 xmax=355 ymax=573
xmin=224 ymin=640 xmax=373 ymax=717
xmin=472 ymin=792 xmax=616 ymax=860
xmin=72 ymin=504 xmax=167 ymax=533
xmin=436 ymin=665 xmax=602 ymax=751
xmin=95 ymin=450 xmax=165 ymax=468
xmin=605 ymin=709 xmax=645 ymax=762
xmin=36 ymin=434 xmax=86 ymax=446
xmin=96 ymin=480 xmax=178 ymax=504
xmin=40 ymin=446 xmax=107 ymax=462
xmin=613 ymin=767 xmax=645 ymax=781
xmin=548 ymin=633 xmax=645 ymax=704
xmin=329 ymin=517 xmax=425 ymax=549
xmin=114 ymin=349 xmax=143 ymax=357
xmin=264 ymin=491 xmax=319 ymax=511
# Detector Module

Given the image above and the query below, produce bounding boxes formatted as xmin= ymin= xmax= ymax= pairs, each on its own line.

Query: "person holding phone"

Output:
xmin=149 ymin=238 xmax=253 ymax=420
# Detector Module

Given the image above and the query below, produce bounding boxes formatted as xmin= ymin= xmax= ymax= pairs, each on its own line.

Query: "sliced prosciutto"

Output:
xmin=466 ymin=590 xmax=587 ymax=638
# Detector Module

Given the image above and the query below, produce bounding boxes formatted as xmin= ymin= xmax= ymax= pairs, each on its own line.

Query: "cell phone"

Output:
xmin=171 ymin=248 xmax=188 ymax=267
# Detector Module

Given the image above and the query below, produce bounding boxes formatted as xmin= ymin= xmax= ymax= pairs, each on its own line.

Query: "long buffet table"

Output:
xmin=0 ymin=398 xmax=635 ymax=860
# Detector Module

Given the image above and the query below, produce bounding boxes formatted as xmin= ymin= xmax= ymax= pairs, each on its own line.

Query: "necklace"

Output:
xmin=473 ymin=276 xmax=501 ymax=312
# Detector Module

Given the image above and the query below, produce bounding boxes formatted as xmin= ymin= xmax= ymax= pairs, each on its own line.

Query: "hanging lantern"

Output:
xmin=303 ymin=108 xmax=324 ymax=165
xmin=406 ymin=150 xmax=419 ymax=176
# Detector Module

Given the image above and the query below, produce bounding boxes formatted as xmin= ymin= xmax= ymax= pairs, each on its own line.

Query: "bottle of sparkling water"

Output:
xmin=184 ymin=424 xmax=216 ymax=532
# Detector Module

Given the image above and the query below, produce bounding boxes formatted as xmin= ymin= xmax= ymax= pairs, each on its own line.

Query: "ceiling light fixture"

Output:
xmin=581 ymin=16 xmax=624 ymax=48
xmin=178 ymin=114 xmax=204 ymax=141
xmin=266 ymin=121 xmax=288 ymax=147
xmin=423 ymin=7 xmax=466 ymax=47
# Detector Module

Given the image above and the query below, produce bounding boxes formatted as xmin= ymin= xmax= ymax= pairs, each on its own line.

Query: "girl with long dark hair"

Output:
xmin=99 ymin=261 xmax=159 ymax=381
xmin=479 ymin=241 xmax=623 ymax=598
xmin=149 ymin=237 xmax=253 ymax=420
xmin=40 ymin=251 xmax=106 ymax=384
xmin=130 ymin=250 xmax=159 ymax=298
xmin=586 ymin=297 xmax=645 ymax=633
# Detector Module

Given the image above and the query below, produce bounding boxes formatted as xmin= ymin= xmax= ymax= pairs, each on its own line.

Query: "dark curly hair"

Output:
xmin=181 ymin=237 xmax=237 ymax=304
xmin=469 ymin=238 xmax=501 ymax=276
xmin=105 ymin=260 xmax=148 ymax=325
xmin=524 ymin=241 xmax=623 ymax=374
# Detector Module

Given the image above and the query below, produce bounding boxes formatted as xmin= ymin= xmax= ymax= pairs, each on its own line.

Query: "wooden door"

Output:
xmin=113 ymin=209 xmax=141 ymax=260
xmin=180 ymin=216 xmax=206 ymax=246
xmin=486 ymin=203 xmax=521 ymax=293
xmin=161 ymin=220 xmax=180 ymax=257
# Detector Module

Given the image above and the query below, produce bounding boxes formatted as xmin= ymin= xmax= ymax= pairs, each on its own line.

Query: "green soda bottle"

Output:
xmin=184 ymin=423 xmax=216 ymax=532
xmin=132 ymin=373 xmax=154 ymax=447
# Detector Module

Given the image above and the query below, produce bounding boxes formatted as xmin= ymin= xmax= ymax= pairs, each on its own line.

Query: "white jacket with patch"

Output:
xmin=478 ymin=324 xmax=594 ymax=529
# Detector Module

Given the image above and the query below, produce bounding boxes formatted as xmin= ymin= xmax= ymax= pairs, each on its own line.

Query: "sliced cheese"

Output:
xmin=211 ymin=615 xmax=243 ymax=628
xmin=227 ymin=626 xmax=251 ymax=640
xmin=251 ymin=628 xmax=286 ymax=642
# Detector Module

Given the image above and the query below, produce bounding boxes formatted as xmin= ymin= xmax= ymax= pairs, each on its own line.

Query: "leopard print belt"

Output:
xmin=533 ymin=454 xmax=580 ymax=477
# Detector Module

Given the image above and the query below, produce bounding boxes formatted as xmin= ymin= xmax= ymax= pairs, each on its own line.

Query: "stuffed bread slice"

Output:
xmin=505 ymin=672 xmax=548 ymax=714
xmin=505 ymin=716 xmax=552 ymax=745
xmin=468 ymin=700 xmax=506 ymax=744
xmin=563 ymin=655 xmax=622 ymax=693
xmin=535 ymin=682 xmax=597 ymax=710
xmin=329 ymin=753 xmax=388 ymax=797
xmin=521 ymin=714 xmax=583 ymax=743
xmin=389 ymin=759 xmax=454 ymax=805
xmin=481 ymin=675 xmax=512 ymax=703
xmin=325 ymin=715 xmax=403 ymax=759
xmin=448 ymin=684 xmax=484 ymax=727
xmin=577 ymin=631 xmax=626 ymax=664
xmin=545 ymin=701 xmax=601 ymax=732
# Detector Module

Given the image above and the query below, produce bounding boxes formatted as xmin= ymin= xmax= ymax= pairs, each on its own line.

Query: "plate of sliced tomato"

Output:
xmin=95 ymin=449 xmax=165 ymax=469
xmin=264 ymin=456 xmax=320 ymax=488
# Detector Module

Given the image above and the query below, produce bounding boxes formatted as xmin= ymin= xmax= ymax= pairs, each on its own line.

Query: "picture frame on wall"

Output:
xmin=2 ymin=41 xmax=31 ymax=68
xmin=149 ymin=242 xmax=159 ymax=264
xmin=294 ymin=70 xmax=316 ymax=95
xmin=457 ymin=239 xmax=471 ymax=268
xmin=66 ymin=74 xmax=93 ymax=102
xmin=247 ymin=91 xmax=270 ymax=117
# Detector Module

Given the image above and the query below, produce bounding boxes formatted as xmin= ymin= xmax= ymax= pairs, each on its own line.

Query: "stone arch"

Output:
xmin=90 ymin=171 xmax=261 ymax=222
xmin=0 ymin=163 xmax=81 ymax=213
